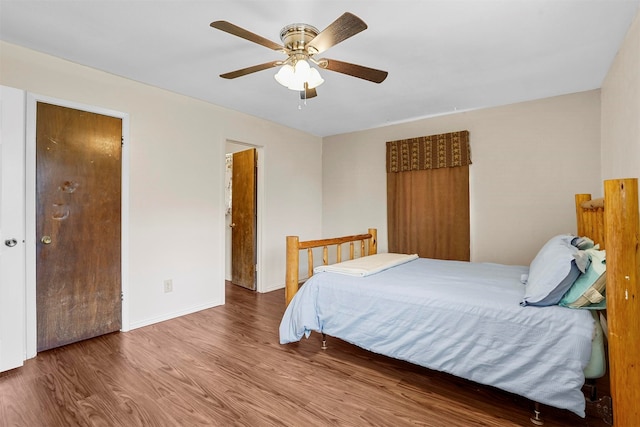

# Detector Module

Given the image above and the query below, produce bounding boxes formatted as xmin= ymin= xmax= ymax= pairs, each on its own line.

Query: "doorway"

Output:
xmin=225 ymin=142 xmax=260 ymax=291
xmin=25 ymin=94 xmax=130 ymax=358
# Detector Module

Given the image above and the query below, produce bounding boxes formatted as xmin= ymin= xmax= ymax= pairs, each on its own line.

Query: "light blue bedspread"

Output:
xmin=279 ymin=258 xmax=594 ymax=417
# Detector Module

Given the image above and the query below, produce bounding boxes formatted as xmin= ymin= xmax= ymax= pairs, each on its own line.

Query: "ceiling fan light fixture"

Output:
xmin=274 ymin=59 xmax=324 ymax=91
xmin=274 ymin=64 xmax=295 ymax=87
xmin=294 ymin=58 xmax=310 ymax=73
xmin=306 ymin=67 xmax=324 ymax=89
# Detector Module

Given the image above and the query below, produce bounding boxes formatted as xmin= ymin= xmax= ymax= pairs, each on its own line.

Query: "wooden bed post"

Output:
xmin=368 ymin=228 xmax=378 ymax=255
xmin=285 ymin=236 xmax=299 ymax=307
xmin=604 ymin=178 xmax=640 ymax=427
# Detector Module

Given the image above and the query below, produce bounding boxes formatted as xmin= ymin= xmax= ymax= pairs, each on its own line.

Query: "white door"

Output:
xmin=0 ymin=85 xmax=27 ymax=372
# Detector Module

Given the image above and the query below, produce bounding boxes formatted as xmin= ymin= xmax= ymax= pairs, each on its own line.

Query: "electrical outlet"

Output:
xmin=163 ymin=279 xmax=173 ymax=293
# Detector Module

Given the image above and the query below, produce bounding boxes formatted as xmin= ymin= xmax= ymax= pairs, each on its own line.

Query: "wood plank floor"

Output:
xmin=1 ymin=282 xmax=610 ymax=426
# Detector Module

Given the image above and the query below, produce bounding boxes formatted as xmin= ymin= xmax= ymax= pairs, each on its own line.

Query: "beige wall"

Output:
xmin=601 ymin=9 xmax=640 ymax=181
xmin=0 ymin=41 xmax=322 ymax=328
xmin=322 ymin=91 xmax=602 ymax=266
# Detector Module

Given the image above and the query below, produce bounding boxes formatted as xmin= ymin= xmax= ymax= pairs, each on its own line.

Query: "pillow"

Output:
xmin=571 ymin=236 xmax=595 ymax=250
xmin=572 ymin=249 xmax=590 ymax=273
xmin=560 ymin=249 xmax=606 ymax=308
xmin=571 ymin=236 xmax=596 ymax=273
xmin=521 ymin=234 xmax=581 ymax=306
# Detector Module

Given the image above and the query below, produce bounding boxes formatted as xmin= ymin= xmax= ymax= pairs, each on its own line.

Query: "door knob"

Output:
xmin=41 ymin=236 xmax=52 ymax=244
xmin=230 ymin=223 xmax=236 ymax=228
xmin=4 ymin=238 xmax=17 ymax=247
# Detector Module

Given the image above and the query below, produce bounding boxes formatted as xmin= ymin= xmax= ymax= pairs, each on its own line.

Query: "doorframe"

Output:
xmin=224 ymin=141 xmax=264 ymax=293
xmin=25 ymin=93 xmax=130 ymax=358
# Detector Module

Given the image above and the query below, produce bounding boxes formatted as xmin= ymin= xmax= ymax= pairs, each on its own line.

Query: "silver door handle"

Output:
xmin=4 ymin=238 xmax=17 ymax=247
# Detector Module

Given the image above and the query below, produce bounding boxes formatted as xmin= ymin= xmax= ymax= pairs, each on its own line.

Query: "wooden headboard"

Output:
xmin=285 ymin=228 xmax=377 ymax=306
xmin=576 ymin=179 xmax=639 ymax=426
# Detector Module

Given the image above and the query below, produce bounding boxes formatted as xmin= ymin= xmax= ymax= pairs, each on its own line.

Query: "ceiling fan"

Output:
xmin=210 ymin=12 xmax=388 ymax=100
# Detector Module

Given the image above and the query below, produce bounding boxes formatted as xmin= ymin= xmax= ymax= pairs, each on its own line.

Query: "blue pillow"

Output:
xmin=521 ymin=234 xmax=581 ymax=306
xmin=560 ymin=249 xmax=606 ymax=308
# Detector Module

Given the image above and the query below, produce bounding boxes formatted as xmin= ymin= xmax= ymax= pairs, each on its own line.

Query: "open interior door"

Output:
xmin=231 ymin=148 xmax=257 ymax=290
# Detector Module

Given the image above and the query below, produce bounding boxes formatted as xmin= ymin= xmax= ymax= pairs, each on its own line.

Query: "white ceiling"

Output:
xmin=1 ymin=1 xmax=638 ymax=137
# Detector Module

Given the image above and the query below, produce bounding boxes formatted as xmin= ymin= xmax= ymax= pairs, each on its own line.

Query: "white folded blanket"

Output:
xmin=313 ymin=253 xmax=419 ymax=277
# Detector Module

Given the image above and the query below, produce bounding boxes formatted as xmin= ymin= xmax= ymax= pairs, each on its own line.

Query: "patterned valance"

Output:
xmin=386 ymin=130 xmax=471 ymax=173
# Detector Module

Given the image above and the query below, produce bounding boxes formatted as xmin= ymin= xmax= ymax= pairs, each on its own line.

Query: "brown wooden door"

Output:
xmin=231 ymin=148 xmax=257 ymax=290
xmin=36 ymin=102 xmax=122 ymax=352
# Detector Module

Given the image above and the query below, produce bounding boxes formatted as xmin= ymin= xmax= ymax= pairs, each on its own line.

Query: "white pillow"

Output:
xmin=521 ymin=234 xmax=580 ymax=306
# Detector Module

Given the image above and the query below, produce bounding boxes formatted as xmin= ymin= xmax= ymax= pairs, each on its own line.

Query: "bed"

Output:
xmin=279 ymin=178 xmax=640 ymax=425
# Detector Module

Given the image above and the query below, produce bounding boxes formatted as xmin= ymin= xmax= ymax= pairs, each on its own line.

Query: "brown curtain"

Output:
xmin=387 ymin=131 xmax=470 ymax=261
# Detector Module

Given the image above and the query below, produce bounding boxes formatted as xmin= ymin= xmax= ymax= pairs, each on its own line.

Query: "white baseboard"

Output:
xmin=128 ymin=300 xmax=222 ymax=331
xmin=261 ymin=284 xmax=285 ymax=294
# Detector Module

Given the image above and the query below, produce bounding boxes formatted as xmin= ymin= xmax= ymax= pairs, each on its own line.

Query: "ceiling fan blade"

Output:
xmin=308 ymin=12 xmax=367 ymax=54
xmin=321 ymin=59 xmax=388 ymax=83
xmin=220 ymin=61 xmax=280 ymax=79
xmin=300 ymin=83 xmax=318 ymax=100
xmin=210 ymin=21 xmax=283 ymax=51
